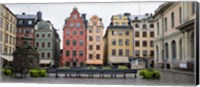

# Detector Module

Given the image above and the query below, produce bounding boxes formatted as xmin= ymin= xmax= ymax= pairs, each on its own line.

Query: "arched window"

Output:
xmin=165 ymin=43 xmax=169 ymax=61
xmin=171 ymin=40 xmax=176 ymax=61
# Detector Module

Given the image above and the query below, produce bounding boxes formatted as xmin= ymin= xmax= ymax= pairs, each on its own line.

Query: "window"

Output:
xmin=135 ymin=41 xmax=140 ymax=47
xmin=142 ymin=41 xmax=147 ymax=47
xmin=96 ymin=54 xmax=100 ymax=59
xmin=76 ymin=23 xmax=80 ymax=27
xmin=73 ymin=31 xmax=77 ymax=35
xmin=179 ymin=7 xmax=182 ymax=23
xmin=112 ymin=30 xmax=116 ymax=35
xmin=70 ymin=23 xmax=74 ymax=27
xmin=135 ymin=50 xmax=140 ymax=57
xmin=0 ymin=17 xmax=3 ymax=28
xmin=118 ymin=31 xmax=123 ymax=35
xmin=96 ymin=45 xmax=100 ymax=50
xmin=89 ymin=45 xmax=93 ymax=50
xmin=125 ymin=31 xmax=129 ymax=36
xmin=42 ymin=34 xmax=45 ymax=38
xmin=112 ymin=49 xmax=116 ymax=56
xmin=171 ymin=12 xmax=175 ymax=28
xmin=125 ymin=39 xmax=129 ymax=45
xmin=89 ymin=29 xmax=93 ymax=33
xmin=150 ymin=50 xmax=154 ymax=57
xmin=122 ymin=22 xmax=126 ymax=26
xmin=115 ymin=22 xmax=119 ymax=26
xmin=172 ymin=41 xmax=176 ymax=61
xmin=142 ymin=24 xmax=147 ymax=29
xmin=96 ymin=29 xmax=100 ymax=33
xmin=79 ymin=50 xmax=83 ymax=56
xmin=66 ymin=50 xmax=70 ymax=56
xmin=36 ymin=34 xmax=39 ymax=37
xmin=135 ymin=31 xmax=140 ymax=37
xmin=89 ymin=54 xmax=93 ymax=59
xmin=89 ymin=36 xmax=93 ymax=41
xmin=164 ymin=18 xmax=167 ymax=31
xmin=118 ymin=39 xmax=123 ymax=45
xmin=47 ymin=52 xmax=51 ymax=58
xmin=135 ymin=24 xmax=139 ymax=28
xmin=42 ymin=42 xmax=45 ymax=48
xmin=72 ymin=50 xmax=76 ymax=56
xmin=112 ymin=39 xmax=116 ymax=45
xmin=18 ymin=20 xmax=23 ymax=25
xmin=192 ymin=2 xmax=195 ymax=14
xmin=150 ymin=32 xmax=154 ymax=37
xmin=142 ymin=50 xmax=147 ymax=57
xmin=73 ymin=40 xmax=77 ymax=46
xmin=125 ymin=49 xmax=130 ymax=56
xmin=66 ymin=30 xmax=70 ymax=35
xmin=157 ymin=22 xmax=159 ymax=35
xmin=42 ymin=52 xmax=45 ymax=57
xmin=96 ymin=36 xmax=100 ymax=41
xmin=28 ymin=20 xmax=32 ymax=25
xmin=119 ymin=49 xmax=123 ymax=56
xmin=48 ymin=34 xmax=51 ymax=37
xmin=93 ymin=22 xmax=97 ymax=26
xmin=79 ymin=40 xmax=83 ymax=46
xmin=142 ymin=32 xmax=147 ymax=37
xmin=150 ymin=41 xmax=154 ymax=47
xmin=73 ymin=15 xmax=77 ymax=19
xmin=48 ymin=42 xmax=51 ymax=47
xmin=150 ymin=24 xmax=154 ymax=28
xmin=66 ymin=40 xmax=70 ymax=45
xmin=80 ymin=31 xmax=83 ymax=35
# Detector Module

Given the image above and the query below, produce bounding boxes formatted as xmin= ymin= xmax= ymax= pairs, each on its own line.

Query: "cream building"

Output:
xmin=0 ymin=4 xmax=16 ymax=55
xmin=104 ymin=13 xmax=133 ymax=67
xmin=86 ymin=15 xmax=104 ymax=66
xmin=130 ymin=14 xmax=155 ymax=69
xmin=154 ymin=2 xmax=195 ymax=70
xmin=0 ymin=4 xmax=17 ymax=66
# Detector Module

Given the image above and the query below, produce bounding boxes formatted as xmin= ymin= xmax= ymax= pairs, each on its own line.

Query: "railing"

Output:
xmin=47 ymin=68 xmax=137 ymax=78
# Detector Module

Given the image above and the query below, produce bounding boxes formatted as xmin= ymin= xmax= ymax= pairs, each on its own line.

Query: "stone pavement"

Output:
xmin=155 ymin=68 xmax=194 ymax=75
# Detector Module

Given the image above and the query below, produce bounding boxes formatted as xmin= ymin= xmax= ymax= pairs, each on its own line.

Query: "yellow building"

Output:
xmin=104 ymin=14 xmax=133 ymax=67
xmin=0 ymin=4 xmax=17 ymax=56
xmin=86 ymin=15 xmax=104 ymax=66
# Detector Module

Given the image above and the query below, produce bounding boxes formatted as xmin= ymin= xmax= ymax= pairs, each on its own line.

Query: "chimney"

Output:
xmin=99 ymin=18 xmax=102 ymax=22
xmin=81 ymin=14 xmax=86 ymax=20
xmin=134 ymin=16 xmax=138 ymax=20
xmin=37 ymin=11 xmax=43 ymax=21
xmin=145 ymin=13 xmax=149 ymax=16
xmin=22 ymin=12 xmax=26 ymax=15
xmin=124 ymin=13 xmax=131 ymax=16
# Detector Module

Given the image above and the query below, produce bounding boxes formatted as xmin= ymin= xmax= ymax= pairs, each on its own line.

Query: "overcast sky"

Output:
xmin=5 ymin=2 xmax=164 ymax=49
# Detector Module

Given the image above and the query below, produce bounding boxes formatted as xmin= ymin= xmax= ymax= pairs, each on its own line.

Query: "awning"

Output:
xmin=39 ymin=59 xmax=51 ymax=64
xmin=0 ymin=55 xmax=13 ymax=61
xmin=108 ymin=56 xmax=129 ymax=63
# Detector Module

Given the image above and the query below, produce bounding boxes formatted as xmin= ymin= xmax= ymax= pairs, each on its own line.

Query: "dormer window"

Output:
xmin=135 ymin=24 xmax=139 ymax=28
xmin=28 ymin=20 xmax=32 ymax=25
xmin=18 ymin=20 xmax=23 ymax=25
xmin=73 ymin=15 xmax=77 ymax=19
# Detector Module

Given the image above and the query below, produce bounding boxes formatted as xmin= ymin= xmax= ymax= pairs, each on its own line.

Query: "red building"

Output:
xmin=62 ymin=7 xmax=87 ymax=67
xmin=16 ymin=11 xmax=42 ymax=47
